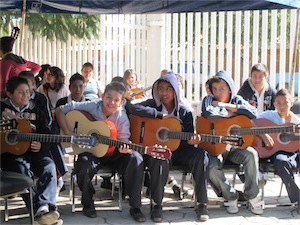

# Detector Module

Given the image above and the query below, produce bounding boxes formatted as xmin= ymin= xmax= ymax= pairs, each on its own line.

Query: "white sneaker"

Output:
xmin=248 ymin=197 xmax=264 ymax=215
xmin=224 ymin=199 xmax=239 ymax=214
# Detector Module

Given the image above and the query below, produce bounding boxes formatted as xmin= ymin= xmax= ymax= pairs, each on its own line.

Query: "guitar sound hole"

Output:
xmin=229 ymin=127 xmax=240 ymax=136
xmin=6 ymin=130 xmax=18 ymax=145
xmin=158 ymin=129 xmax=168 ymax=141
xmin=279 ymin=133 xmax=291 ymax=143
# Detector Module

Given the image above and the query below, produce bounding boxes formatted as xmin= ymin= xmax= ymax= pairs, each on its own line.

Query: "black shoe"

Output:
xmin=83 ymin=204 xmax=97 ymax=218
xmin=101 ymin=177 xmax=113 ymax=190
xmin=151 ymin=205 xmax=162 ymax=222
xmin=130 ymin=208 xmax=146 ymax=223
xmin=237 ymin=190 xmax=247 ymax=202
xmin=196 ymin=203 xmax=209 ymax=221
xmin=172 ymin=184 xmax=181 ymax=199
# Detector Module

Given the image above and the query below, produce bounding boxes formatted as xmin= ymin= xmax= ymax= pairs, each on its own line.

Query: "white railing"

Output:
xmin=13 ymin=9 xmax=300 ymax=103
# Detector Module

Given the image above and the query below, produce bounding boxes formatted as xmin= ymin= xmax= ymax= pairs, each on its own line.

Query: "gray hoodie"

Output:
xmin=202 ymin=70 xmax=257 ymax=119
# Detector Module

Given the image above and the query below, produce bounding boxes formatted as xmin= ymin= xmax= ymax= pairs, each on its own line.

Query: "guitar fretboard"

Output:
xmin=14 ymin=133 xmax=73 ymax=143
xmin=233 ymin=125 xmax=297 ymax=136
xmin=94 ymin=134 xmax=146 ymax=154
xmin=167 ymin=131 xmax=222 ymax=143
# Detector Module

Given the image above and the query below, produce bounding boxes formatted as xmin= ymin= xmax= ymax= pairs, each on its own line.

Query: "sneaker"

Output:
xmin=130 ymin=207 xmax=146 ymax=223
xmin=151 ymin=205 xmax=162 ymax=222
xmin=172 ymin=184 xmax=181 ymax=199
xmin=52 ymin=219 xmax=63 ymax=225
xmin=83 ymin=204 xmax=97 ymax=218
xmin=224 ymin=199 xmax=239 ymax=214
xmin=34 ymin=211 xmax=60 ymax=225
xmin=248 ymin=197 xmax=264 ymax=215
xmin=196 ymin=203 xmax=209 ymax=221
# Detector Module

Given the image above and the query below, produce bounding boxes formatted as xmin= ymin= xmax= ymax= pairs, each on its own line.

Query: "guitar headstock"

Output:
xmin=221 ymin=136 xmax=244 ymax=147
xmin=71 ymin=135 xmax=98 ymax=148
xmin=0 ymin=119 xmax=18 ymax=131
xmin=145 ymin=145 xmax=172 ymax=160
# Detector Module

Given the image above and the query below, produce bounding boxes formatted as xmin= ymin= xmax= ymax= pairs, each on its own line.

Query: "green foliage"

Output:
xmin=0 ymin=12 xmax=100 ymax=42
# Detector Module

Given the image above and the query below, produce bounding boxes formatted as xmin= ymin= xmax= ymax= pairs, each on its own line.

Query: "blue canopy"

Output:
xmin=1 ymin=0 xmax=299 ymax=14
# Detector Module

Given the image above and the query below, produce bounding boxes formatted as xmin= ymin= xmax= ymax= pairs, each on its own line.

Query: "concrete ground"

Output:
xmin=1 ymin=164 xmax=299 ymax=225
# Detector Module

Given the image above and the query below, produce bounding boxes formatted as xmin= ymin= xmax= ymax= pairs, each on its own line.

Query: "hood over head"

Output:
xmin=152 ymin=71 xmax=180 ymax=112
xmin=209 ymin=70 xmax=235 ymax=101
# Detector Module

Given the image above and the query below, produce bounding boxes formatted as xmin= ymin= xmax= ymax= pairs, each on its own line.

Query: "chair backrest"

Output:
xmin=0 ymin=171 xmax=33 ymax=197
xmin=291 ymin=101 xmax=300 ymax=116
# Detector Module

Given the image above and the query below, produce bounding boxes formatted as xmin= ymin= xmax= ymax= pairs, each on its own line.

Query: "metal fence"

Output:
xmin=13 ymin=9 xmax=300 ymax=103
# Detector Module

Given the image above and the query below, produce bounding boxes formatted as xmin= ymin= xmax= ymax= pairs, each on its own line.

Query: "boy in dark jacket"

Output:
xmin=130 ymin=72 xmax=209 ymax=222
xmin=1 ymin=77 xmax=62 ymax=225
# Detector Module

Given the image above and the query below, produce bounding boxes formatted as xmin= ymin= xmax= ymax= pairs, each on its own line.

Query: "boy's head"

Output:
xmin=102 ymin=82 xmax=126 ymax=116
xmin=274 ymin=89 xmax=294 ymax=116
xmin=250 ymin=63 xmax=269 ymax=91
xmin=111 ymin=76 xmax=127 ymax=89
xmin=69 ymin=73 xmax=85 ymax=101
xmin=209 ymin=71 xmax=233 ymax=103
xmin=18 ymin=71 xmax=36 ymax=94
xmin=6 ymin=77 xmax=30 ymax=108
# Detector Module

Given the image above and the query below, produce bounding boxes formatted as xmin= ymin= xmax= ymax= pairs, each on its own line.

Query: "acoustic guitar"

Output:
xmin=1 ymin=119 xmax=96 ymax=155
xmin=251 ymin=118 xmax=300 ymax=158
xmin=129 ymin=115 xmax=244 ymax=154
xmin=196 ymin=116 xmax=300 ymax=156
xmin=127 ymin=86 xmax=152 ymax=101
xmin=62 ymin=110 xmax=171 ymax=160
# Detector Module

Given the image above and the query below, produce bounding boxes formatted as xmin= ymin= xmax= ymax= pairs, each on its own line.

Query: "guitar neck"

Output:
xmin=238 ymin=125 xmax=296 ymax=136
xmin=168 ymin=131 xmax=223 ymax=143
xmin=95 ymin=134 xmax=146 ymax=154
xmin=132 ymin=86 xmax=152 ymax=97
xmin=15 ymin=133 xmax=73 ymax=143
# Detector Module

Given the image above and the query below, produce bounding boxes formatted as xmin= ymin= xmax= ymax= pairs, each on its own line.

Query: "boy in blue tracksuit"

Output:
xmin=129 ymin=72 xmax=209 ymax=222
xmin=201 ymin=70 xmax=263 ymax=215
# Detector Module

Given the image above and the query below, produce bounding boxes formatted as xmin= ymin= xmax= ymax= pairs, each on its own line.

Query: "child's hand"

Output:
xmin=188 ymin=134 xmax=201 ymax=145
xmin=119 ymin=143 xmax=133 ymax=154
xmin=30 ymin=141 xmax=42 ymax=152
xmin=260 ymin=134 xmax=274 ymax=148
xmin=2 ymin=111 xmax=21 ymax=120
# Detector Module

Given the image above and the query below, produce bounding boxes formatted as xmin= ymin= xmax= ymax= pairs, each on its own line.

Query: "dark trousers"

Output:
xmin=1 ymin=151 xmax=57 ymax=212
xmin=171 ymin=146 xmax=209 ymax=204
xmin=75 ymin=150 xmax=144 ymax=208
xmin=273 ymin=158 xmax=300 ymax=203
xmin=144 ymin=155 xmax=169 ymax=205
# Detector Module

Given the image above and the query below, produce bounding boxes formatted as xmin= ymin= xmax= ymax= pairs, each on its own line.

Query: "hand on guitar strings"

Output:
xmin=30 ymin=141 xmax=42 ymax=153
xmin=259 ymin=134 xmax=274 ymax=148
xmin=119 ymin=143 xmax=133 ymax=154
xmin=188 ymin=134 xmax=201 ymax=145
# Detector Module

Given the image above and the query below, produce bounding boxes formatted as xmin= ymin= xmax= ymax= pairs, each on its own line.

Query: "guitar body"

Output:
xmin=196 ymin=115 xmax=253 ymax=155
xmin=130 ymin=115 xmax=182 ymax=151
xmin=131 ymin=87 xmax=145 ymax=99
xmin=251 ymin=118 xmax=300 ymax=158
xmin=1 ymin=119 xmax=32 ymax=155
xmin=62 ymin=110 xmax=117 ymax=157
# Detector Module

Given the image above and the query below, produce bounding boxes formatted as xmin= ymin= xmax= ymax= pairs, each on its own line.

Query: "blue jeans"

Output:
xmin=208 ymin=147 xmax=259 ymax=201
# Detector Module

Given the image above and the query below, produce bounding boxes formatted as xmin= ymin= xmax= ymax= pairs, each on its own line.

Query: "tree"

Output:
xmin=0 ymin=12 xmax=100 ymax=41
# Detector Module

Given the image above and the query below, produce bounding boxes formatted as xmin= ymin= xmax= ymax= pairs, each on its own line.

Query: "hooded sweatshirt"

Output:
xmin=201 ymin=70 xmax=257 ymax=119
xmin=129 ymin=72 xmax=194 ymax=149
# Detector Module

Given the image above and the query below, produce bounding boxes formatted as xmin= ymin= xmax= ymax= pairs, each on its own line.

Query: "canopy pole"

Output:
xmin=19 ymin=0 xmax=27 ymax=55
xmin=289 ymin=8 xmax=300 ymax=96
